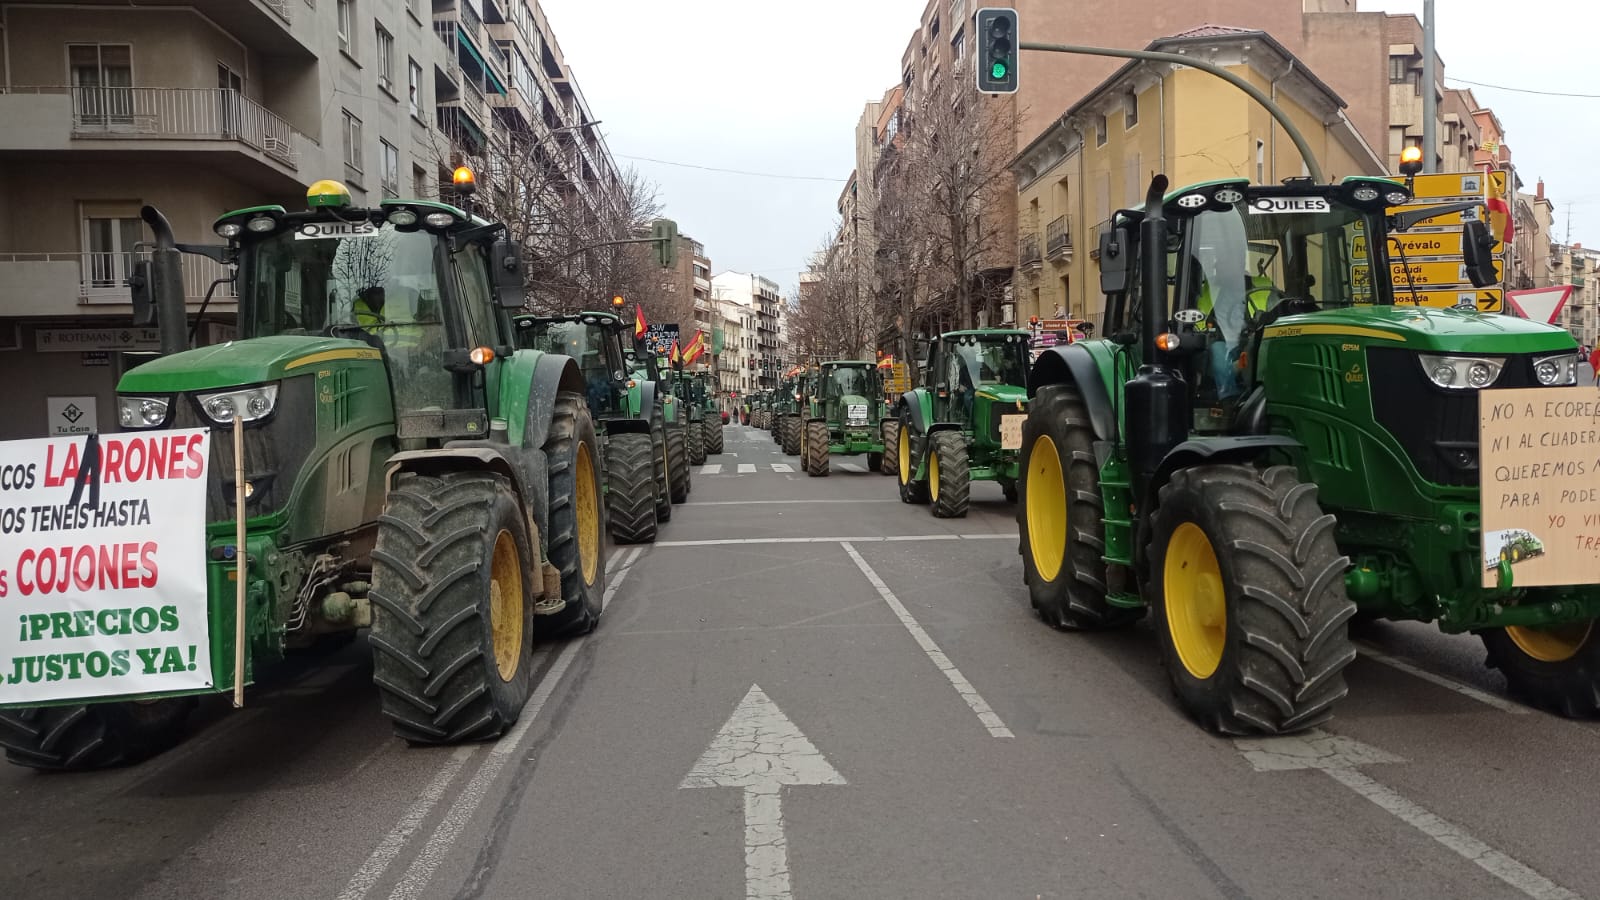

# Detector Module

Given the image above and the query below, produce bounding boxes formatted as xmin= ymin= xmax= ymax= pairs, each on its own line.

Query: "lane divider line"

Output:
xmin=653 ymin=534 xmax=1010 ymax=547
xmin=840 ymin=542 xmax=1014 ymax=739
xmin=335 ymin=746 xmax=477 ymax=900
xmin=1356 ymin=645 xmax=1530 ymax=715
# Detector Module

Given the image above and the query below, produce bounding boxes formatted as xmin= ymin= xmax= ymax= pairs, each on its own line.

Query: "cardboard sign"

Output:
xmin=1000 ymin=414 xmax=1026 ymax=450
xmin=1478 ymin=388 xmax=1600 ymax=588
xmin=0 ymin=429 xmax=214 ymax=705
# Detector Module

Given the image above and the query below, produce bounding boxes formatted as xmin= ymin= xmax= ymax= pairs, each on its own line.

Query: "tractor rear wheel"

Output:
xmin=1149 ymin=464 xmax=1356 ymax=735
xmin=929 ymin=431 xmax=969 ymax=518
xmin=880 ymin=420 xmax=899 ymax=476
xmin=867 ymin=452 xmax=884 ymax=473
xmin=1017 ymin=384 xmax=1138 ymax=630
xmin=605 ymin=431 xmax=658 ymax=545
xmin=773 ymin=415 xmax=784 ymax=444
xmin=896 ymin=421 xmax=928 ymax=503
xmin=667 ymin=423 xmax=691 ymax=502
xmin=542 ymin=393 xmax=606 ymax=637
xmin=1 ymin=698 xmax=195 ymax=771
xmin=705 ymin=420 xmax=725 ymax=455
xmin=688 ymin=418 xmax=706 ymax=466
xmin=370 ymin=471 xmax=536 ymax=744
xmin=805 ymin=420 xmax=830 ymax=476
xmin=1000 ymin=479 xmax=1018 ymax=503
xmin=652 ymin=412 xmax=672 ymax=523
xmin=1481 ymin=620 xmax=1600 ymax=717
xmin=782 ymin=416 xmax=801 ymax=455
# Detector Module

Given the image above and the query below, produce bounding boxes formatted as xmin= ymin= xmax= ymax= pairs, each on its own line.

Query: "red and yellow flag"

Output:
xmin=1484 ymin=167 xmax=1514 ymax=244
xmin=669 ymin=338 xmax=681 ymax=365
xmin=634 ymin=306 xmax=648 ymax=339
xmin=682 ymin=329 xmax=707 ymax=366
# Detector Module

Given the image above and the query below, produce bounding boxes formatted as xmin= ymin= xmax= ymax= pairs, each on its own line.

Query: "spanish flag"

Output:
xmin=1485 ymin=168 xmax=1514 ymax=245
xmin=634 ymin=306 xmax=648 ymax=340
xmin=669 ymin=338 xmax=681 ymax=366
xmin=682 ymin=329 xmax=707 ymax=367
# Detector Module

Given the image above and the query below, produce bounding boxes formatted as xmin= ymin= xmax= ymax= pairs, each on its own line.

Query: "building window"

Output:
xmin=951 ymin=30 xmax=964 ymax=64
xmin=413 ymin=164 xmax=428 ymax=197
xmin=1389 ymin=55 xmax=1408 ymax=84
xmin=342 ymin=109 xmax=363 ymax=173
xmin=337 ymin=0 xmax=355 ymax=56
xmin=67 ymin=44 xmax=133 ymax=125
xmin=82 ymin=215 xmax=144 ymax=291
xmin=408 ymin=59 xmax=422 ymax=117
xmin=1124 ymin=90 xmax=1138 ymax=129
xmin=1095 ymin=114 xmax=1107 ymax=147
xmin=381 ymin=139 xmax=399 ymax=195
xmin=376 ymin=25 xmax=395 ymax=93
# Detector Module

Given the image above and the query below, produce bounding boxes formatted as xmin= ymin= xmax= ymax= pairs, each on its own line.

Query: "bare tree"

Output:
xmin=789 ymin=225 xmax=877 ymax=363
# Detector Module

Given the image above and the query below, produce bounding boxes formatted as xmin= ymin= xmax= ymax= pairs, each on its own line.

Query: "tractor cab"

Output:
xmin=818 ymin=361 xmax=882 ymax=435
xmin=926 ymin=330 xmax=1030 ymax=427
xmin=516 ymin=311 xmax=631 ymax=416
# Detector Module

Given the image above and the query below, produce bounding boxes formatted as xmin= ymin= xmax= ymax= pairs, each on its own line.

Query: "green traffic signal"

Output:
xmin=974 ymin=8 xmax=1019 ymax=95
xmin=991 ymin=60 xmax=1008 ymax=79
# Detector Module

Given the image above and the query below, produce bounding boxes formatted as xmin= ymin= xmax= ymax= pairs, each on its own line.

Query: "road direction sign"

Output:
xmin=1390 ymin=259 xmax=1501 ymax=287
xmin=1505 ymin=286 xmax=1573 ymax=323
xmin=1392 ymin=287 xmax=1504 ymax=312
xmin=1402 ymin=172 xmax=1485 ymax=200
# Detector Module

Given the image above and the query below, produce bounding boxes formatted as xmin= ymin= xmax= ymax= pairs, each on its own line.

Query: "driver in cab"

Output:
xmin=1192 ymin=216 xmax=1278 ymax=402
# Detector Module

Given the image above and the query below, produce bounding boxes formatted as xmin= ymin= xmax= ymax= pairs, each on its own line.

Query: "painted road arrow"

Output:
xmin=681 ymin=684 xmax=845 ymax=900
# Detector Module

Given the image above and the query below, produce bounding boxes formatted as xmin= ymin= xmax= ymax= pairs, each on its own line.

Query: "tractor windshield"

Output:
xmin=952 ymin=338 xmax=1029 ymax=387
xmin=527 ymin=321 xmax=617 ymax=413
xmin=827 ymin=366 xmax=871 ymax=399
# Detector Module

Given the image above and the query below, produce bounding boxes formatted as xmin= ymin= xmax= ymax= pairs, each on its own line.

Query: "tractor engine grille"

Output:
xmin=168 ymin=375 xmax=318 ymax=522
xmin=1366 ymin=348 xmax=1541 ymax=487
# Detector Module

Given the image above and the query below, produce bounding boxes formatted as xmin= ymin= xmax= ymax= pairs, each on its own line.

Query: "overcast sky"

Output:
xmin=540 ymin=0 xmax=1596 ymax=292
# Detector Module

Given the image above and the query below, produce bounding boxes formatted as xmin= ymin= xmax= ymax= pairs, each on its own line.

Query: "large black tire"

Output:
xmin=705 ymin=420 xmax=725 ymax=455
xmin=1481 ymin=621 xmax=1600 ymax=717
xmin=1 ymin=699 xmax=195 ymax=771
xmin=1017 ymin=384 xmax=1138 ymax=630
xmin=929 ymin=431 xmax=969 ymax=518
xmin=1149 ymin=464 xmax=1356 ymax=735
xmin=688 ymin=417 xmax=707 ymax=466
xmin=651 ymin=411 xmax=672 ymax=523
xmin=605 ymin=431 xmax=658 ymax=545
xmin=773 ymin=415 xmax=785 ymax=444
xmin=782 ymin=416 xmax=801 ymax=456
xmin=370 ymin=470 xmax=536 ymax=744
xmin=896 ymin=420 xmax=928 ymax=504
xmin=867 ymin=451 xmax=884 ymax=473
xmin=804 ymin=420 xmax=830 ymax=476
xmin=880 ymin=420 xmax=899 ymax=476
xmin=542 ymin=393 xmax=606 ymax=637
xmin=667 ymin=423 xmax=691 ymax=502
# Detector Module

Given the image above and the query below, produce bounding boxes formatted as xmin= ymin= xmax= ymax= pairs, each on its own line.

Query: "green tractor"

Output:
xmin=771 ymin=375 xmax=799 ymax=453
xmin=1494 ymin=531 xmax=1546 ymax=567
xmin=1017 ymin=172 xmax=1598 ymax=734
xmin=800 ymin=361 xmax=893 ymax=477
xmin=666 ymin=366 xmax=710 ymax=467
xmin=627 ymin=347 xmax=691 ymax=505
xmin=692 ymin=371 xmax=725 ymax=456
xmin=776 ymin=372 xmax=812 ymax=456
xmin=516 ymin=311 xmax=665 ymax=544
xmin=0 ymin=177 xmax=608 ymax=770
xmin=892 ymin=330 xmax=1032 ymax=517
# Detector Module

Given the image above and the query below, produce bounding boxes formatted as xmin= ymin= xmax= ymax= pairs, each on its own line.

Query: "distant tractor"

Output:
xmin=0 ymin=176 xmax=609 ymax=769
xmin=625 ymin=346 xmax=691 ymax=508
xmin=800 ymin=361 xmax=893 ymax=477
xmin=1016 ymin=173 xmax=1598 ymax=734
xmin=695 ymin=372 xmax=725 ymax=455
xmin=894 ymin=330 xmax=1032 ymax=516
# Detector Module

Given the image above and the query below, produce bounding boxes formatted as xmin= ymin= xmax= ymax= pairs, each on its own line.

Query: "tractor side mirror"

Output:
xmin=491 ymin=239 xmax=524 ymax=308
xmin=128 ymin=259 xmax=157 ymax=326
xmin=1462 ymin=220 xmax=1499 ymax=289
xmin=1098 ymin=226 xmax=1131 ymax=295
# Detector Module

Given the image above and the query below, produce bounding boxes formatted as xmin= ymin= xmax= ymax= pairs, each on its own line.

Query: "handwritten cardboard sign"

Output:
xmin=1479 ymin=388 xmax=1600 ymax=588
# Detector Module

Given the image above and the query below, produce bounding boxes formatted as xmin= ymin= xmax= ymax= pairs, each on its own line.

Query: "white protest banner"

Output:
xmin=0 ymin=428 xmax=213 ymax=705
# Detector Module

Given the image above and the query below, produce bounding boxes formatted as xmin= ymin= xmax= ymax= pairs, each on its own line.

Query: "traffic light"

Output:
xmin=975 ymin=8 xmax=1018 ymax=95
xmin=651 ymin=218 xmax=679 ymax=268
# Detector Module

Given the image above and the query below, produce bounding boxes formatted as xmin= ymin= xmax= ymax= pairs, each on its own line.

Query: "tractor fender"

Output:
xmin=637 ymin=381 xmax=660 ymax=421
xmin=384 ymin=444 xmax=550 ymax=563
xmin=522 ymin=353 xmax=587 ymax=452
xmin=897 ymin=389 xmax=935 ymax=435
xmin=1131 ymin=435 xmax=1304 ymax=576
xmin=1028 ymin=343 xmax=1116 ymax=442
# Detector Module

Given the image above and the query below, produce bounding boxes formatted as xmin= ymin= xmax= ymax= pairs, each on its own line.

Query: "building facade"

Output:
xmin=710 ymin=272 xmax=785 ymax=390
xmin=1548 ymin=244 xmax=1599 ymax=349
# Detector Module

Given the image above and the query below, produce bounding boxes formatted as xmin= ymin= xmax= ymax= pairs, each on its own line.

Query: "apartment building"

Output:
xmin=1549 ymin=244 xmax=1599 ymax=348
xmin=0 ymin=0 xmax=618 ymax=440
xmin=711 ymin=272 xmax=784 ymax=389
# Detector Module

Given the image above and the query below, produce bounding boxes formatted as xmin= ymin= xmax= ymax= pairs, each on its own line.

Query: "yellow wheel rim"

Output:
xmin=489 ymin=529 xmax=523 ymax=682
xmin=576 ymin=441 xmax=600 ymax=587
xmin=1164 ymin=522 xmax=1227 ymax=680
xmin=898 ymin=425 xmax=911 ymax=485
xmin=1506 ymin=621 xmax=1593 ymax=663
xmin=1024 ymin=435 xmax=1066 ymax=582
xmin=929 ymin=444 xmax=941 ymax=500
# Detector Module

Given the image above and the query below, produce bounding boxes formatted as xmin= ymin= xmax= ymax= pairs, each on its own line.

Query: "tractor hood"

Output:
xmin=118 ymin=336 xmax=381 ymax=394
xmin=976 ymin=384 xmax=1028 ymax=405
xmin=1266 ymin=306 xmax=1578 ymax=355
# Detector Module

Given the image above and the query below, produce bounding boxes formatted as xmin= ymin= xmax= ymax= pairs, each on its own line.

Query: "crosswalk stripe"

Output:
xmin=738 ymin=463 xmax=757 ymax=474
xmin=839 ymin=463 xmax=865 ymax=473
xmin=772 ymin=463 xmax=793 ymax=473
xmin=699 ymin=464 xmax=722 ymax=475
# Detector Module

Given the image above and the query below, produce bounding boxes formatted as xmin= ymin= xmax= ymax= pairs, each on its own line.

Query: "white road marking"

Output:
xmin=689 ymin=499 xmax=900 ymax=506
xmin=681 ymin=685 xmax=846 ymax=900
xmin=654 ymin=534 xmax=1010 ymax=547
xmin=1236 ymin=730 xmax=1579 ymax=900
xmin=840 ymin=542 xmax=1014 ymax=739
xmin=839 ymin=463 xmax=865 ymax=472
xmin=738 ymin=463 xmax=757 ymax=473
xmin=335 ymin=746 xmax=476 ymax=900
xmin=1356 ymin=645 xmax=1530 ymax=715
xmin=700 ymin=464 xmax=724 ymax=475
xmin=771 ymin=463 xmax=794 ymax=473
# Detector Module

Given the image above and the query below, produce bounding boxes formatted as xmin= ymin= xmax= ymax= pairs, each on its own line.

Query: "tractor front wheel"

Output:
xmin=929 ymin=431 xmax=969 ymax=518
xmin=880 ymin=420 xmax=899 ymax=476
xmin=688 ymin=418 xmax=707 ymax=466
xmin=805 ymin=420 xmax=830 ymax=476
xmin=652 ymin=412 xmax=672 ymax=523
xmin=1016 ymin=384 xmax=1137 ymax=630
xmin=605 ymin=431 xmax=658 ymax=545
xmin=866 ymin=451 xmax=884 ymax=473
xmin=896 ymin=422 xmax=928 ymax=503
xmin=1150 ymin=464 xmax=1356 ymax=735
xmin=542 ymin=393 xmax=606 ymax=637
xmin=370 ymin=470 xmax=536 ymax=744
xmin=667 ymin=424 xmax=691 ymax=502
xmin=1 ymin=698 xmax=195 ymax=770
xmin=782 ymin=416 xmax=801 ymax=455
xmin=1482 ymin=620 xmax=1600 ymax=717
xmin=705 ymin=420 xmax=725 ymax=455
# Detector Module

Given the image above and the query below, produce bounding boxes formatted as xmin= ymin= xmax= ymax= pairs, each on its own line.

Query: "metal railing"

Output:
xmin=1046 ymin=216 xmax=1072 ymax=257
xmin=460 ymin=0 xmax=482 ymax=40
xmin=1 ymin=251 xmax=237 ymax=304
xmin=1019 ymin=234 xmax=1041 ymax=266
xmin=25 ymin=86 xmax=304 ymax=168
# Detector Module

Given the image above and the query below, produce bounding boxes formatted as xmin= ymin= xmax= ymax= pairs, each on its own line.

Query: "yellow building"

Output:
xmin=1009 ymin=26 xmax=1387 ymax=325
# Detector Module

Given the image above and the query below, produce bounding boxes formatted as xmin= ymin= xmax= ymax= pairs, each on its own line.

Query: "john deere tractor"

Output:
xmin=894 ymin=330 xmax=1032 ymax=517
xmin=517 ymin=311 xmax=663 ymax=544
xmin=698 ymin=372 xmax=725 ymax=454
xmin=1018 ymin=173 xmax=1599 ymax=735
xmin=0 ymin=177 xmax=610 ymax=769
xmin=800 ymin=361 xmax=891 ymax=477
xmin=667 ymin=366 xmax=708 ymax=467
xmin=772 ymin=375 xmax=799 ymax=453
xmin=629 ymin=347 xmax=691 ymax=505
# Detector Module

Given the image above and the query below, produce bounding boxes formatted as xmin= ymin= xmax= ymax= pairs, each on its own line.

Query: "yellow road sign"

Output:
xmin=1393 ymin=287 xmax=1504 ymax=312
xmin=1390 ymin=259 xmax=1501 ymax=287
xmin=1355 ymin=230 xmax=1500 ymax=260
xmin=1402 ymin=172 xmax=1487 ymax=201
xmin=1489 ymin=170 xmax=1507 ymax=198
xmin=1388 ymin=202 xmax=1486 ymax=228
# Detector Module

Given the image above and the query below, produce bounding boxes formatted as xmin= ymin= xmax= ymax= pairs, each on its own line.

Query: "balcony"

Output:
xmin=1046 ymin=216 xmax=1072 ymax=262
xmin=0 ymin=251 xmax=236 ymax=317
xmin=1019 ymin=234 xmax=1042 ymax=269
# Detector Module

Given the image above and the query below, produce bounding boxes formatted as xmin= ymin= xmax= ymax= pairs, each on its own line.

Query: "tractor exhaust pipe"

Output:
xmin=1125 ymin=176 xmax=1188 ymax=499
xmin=141 ymin=205 xmax=189 ymax=356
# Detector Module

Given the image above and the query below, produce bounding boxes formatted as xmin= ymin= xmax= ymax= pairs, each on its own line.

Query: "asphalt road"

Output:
xmin=5 ymin=422 xmax=1600 ymax=900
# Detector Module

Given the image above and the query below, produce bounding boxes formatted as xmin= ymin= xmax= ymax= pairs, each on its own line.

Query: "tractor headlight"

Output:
xmin=117 ymin=396 xmax=171 ymax=429
xmin=1418 ymin=354 xmax=1505 ymax=390
xmin=1533 ymin=353 xmax=1578 ymax=386
xmin=196 ymin=384 xmax=279 ymax=425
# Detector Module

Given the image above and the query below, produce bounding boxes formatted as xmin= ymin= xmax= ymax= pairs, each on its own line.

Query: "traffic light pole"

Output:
xmin=1017 ymin=41 xmax=1325 ymax=184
